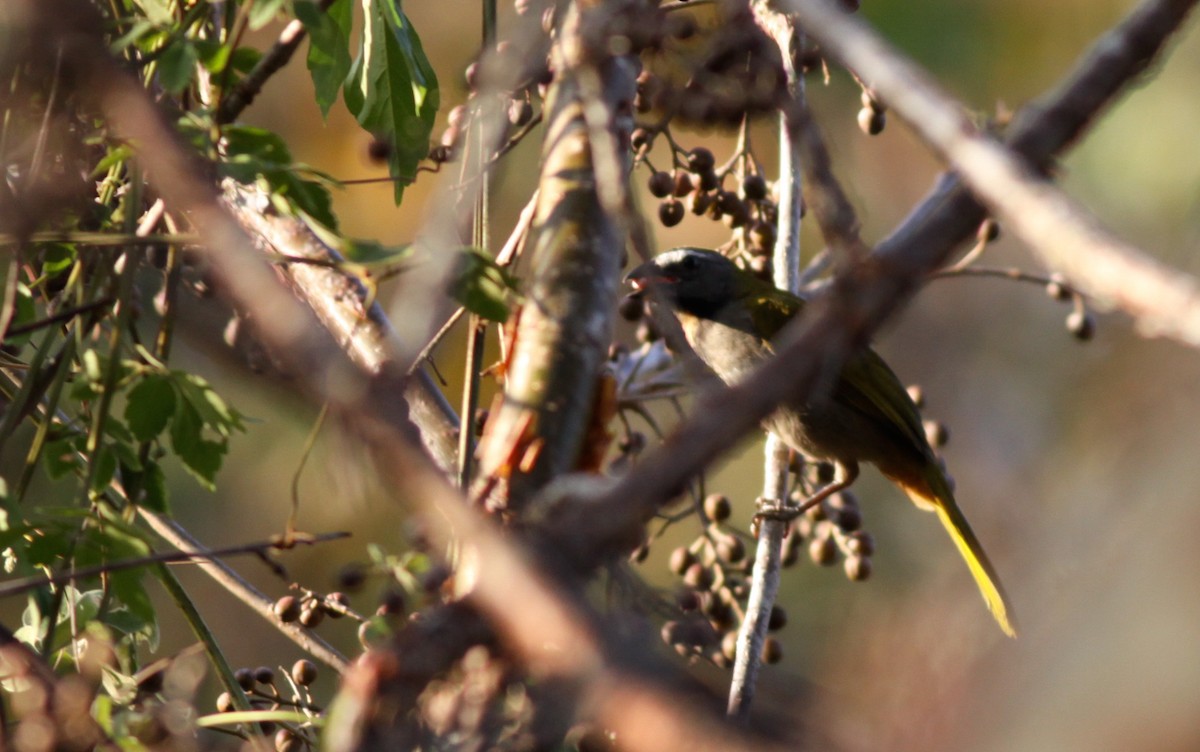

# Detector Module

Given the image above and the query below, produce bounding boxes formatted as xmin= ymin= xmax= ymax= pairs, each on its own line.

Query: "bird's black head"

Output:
xmin=624 ymin=248 xmax=742 ymax=318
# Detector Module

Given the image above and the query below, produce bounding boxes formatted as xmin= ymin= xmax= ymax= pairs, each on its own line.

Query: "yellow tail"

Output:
xmin=899 ymin=477 xmax=1018 ymax=638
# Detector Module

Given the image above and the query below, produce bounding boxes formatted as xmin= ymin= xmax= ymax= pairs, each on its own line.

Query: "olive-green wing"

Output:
xmin=741 ymin=287 xmax=803 ymax=343
xmin=835 ymin=348 xmax=931 ymax=456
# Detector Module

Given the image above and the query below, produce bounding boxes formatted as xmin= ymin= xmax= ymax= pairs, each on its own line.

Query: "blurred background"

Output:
xmin=121 ymin=0 xmax=1200 ymax=748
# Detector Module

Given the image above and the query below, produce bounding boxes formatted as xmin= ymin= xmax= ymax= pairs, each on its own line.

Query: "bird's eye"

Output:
xmin=681 ymin=254 xmax=697 ymax=271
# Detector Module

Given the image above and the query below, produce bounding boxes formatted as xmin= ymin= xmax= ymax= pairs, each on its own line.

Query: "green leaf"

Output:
xmin=39 ymin=243 xmax=76 ymax=277
xmin=130 ymin=0 xmax=173 ymax=26
xmin=158 ymin=39 xmax=199 ymax=95
xmin=170 ymin=399 xmax=227 ymax=490
xmin=179 ymin=438 xmax=226 ymax=491
xmin=176 ymin=373 xmax=245 ymax=437
xmin=137 ymin=460 xmax=169 ymax=512
xmin=125 ymin=375 xmax=177 ymax=441
xmin=44 ymin=436 xmax=84 ymax=480
xmin=344 ymin=0 xmax=439 ymax=204
xmin=248 ymin=0 xmax=288 ymax=30
xmin=221 ymin=127 xmax=339 ymax=230
xmin=343 ymin=239 xmax=412 ymax=265
xmin=451 ymin=249 xmax=518 ymax=323
xmin=230 ymin=46 xmax=264 ymax=73
xmin=299 ymin=0 xmax=353 ymax=117
xmin=223 ymin=125 xmax=293 ymax=165
xmin=194 ymin=38 xmax=233 ymax=74
xmin=89 ymin=444 xmax=118 ymax=495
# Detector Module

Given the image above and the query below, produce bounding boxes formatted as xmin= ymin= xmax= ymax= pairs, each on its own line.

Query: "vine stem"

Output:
xmin=728 ymin=4 xmax=805 ymax=721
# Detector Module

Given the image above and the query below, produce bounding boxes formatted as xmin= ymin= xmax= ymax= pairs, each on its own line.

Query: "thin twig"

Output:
xmin=139 ymin=508 xmax=349 ymax=672
xmin=215 ymin=0 xmax=337 ymax=124
xmin=788 ymin=0 xmax=1200 ymax=345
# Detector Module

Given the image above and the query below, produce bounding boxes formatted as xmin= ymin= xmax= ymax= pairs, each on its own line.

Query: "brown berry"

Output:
xmin=808 ymin=535 xmax=837 ymax=566
xmin=234 ymin=668 xmax=255 ymax=691
xmin=845 ymin=555 xmax=872 ymax=581
xmin=686 ymin=147 xmax=715 ymax=173
xmin=618 ymin=294 xmax=645 ymax=321
xmin=716 ymin=536 xmax=745 ymax=564
xmin=291 ymin=659 xmax=318 ymax=687
xmin=669 ymin=546 xmax=695 ymax=575
xmin=508 ymin=98 xmax=533 ymax=127
xmin=923 ymin=419 xmax=949 ymax=448
xmin=748 ymin=220 xmax=776 ymax=251
xmin=1067 ymin=310 xmax=1095 ymax=340
xmin=683 ymin=562 xmax=713 ymax=590
xmin=648 ymin=170 xmax=673 ymax=198
xmin=275 ymin=729 xmax=301 ymax=752
xmin=704 ymin=493 xmax=731 ymax=522
xmin=366 ymin=136 xmax=392 ymax=164
xmin=254 ymin=666 xmax=276 ymax=686
xmin=215 ymin=691 xmax=235 ymax=713
xmin=672 ymin=170 xmax=694 ymax=197
xmin=845 ymin=531 xmax=875 ymax=556
xmin=325 ymin=591 xmax=350 ymax=617
xmin=299 ymin=606 xmax=325 ymax=628
xmin=273 ymin=595 xmax=301 ymax=623
xmin=659 ymin=198 xmax=684 ymax=227
xmin=768 ymin=605 xmax=787 ymax=631
xmin=721 ymin=630 xmax=739 ymax=661
xmin=857 ymin=106 xmax=886 ymax=135
xmin=1041 ymin=274 xmax=1070 ymax=301
xmin=742 ymin=174 xmax=768 ymax=200
xmin=761 ymin=636 xmax=783 ymax=664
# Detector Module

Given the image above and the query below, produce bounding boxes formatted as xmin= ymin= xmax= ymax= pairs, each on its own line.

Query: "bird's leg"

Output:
xmin=755 ymin=460 xmax=859 ymax=522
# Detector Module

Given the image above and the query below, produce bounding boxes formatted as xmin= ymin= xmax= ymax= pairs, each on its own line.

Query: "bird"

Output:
xmin=625 ymin=247 xmax=1017 ymax=638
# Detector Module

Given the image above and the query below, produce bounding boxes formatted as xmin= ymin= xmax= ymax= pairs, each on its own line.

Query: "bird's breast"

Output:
xmin=678 ymin=314 xmax=773 ymax=385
